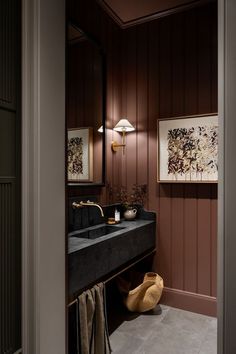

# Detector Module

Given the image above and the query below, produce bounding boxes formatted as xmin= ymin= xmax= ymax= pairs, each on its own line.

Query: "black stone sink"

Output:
xmin=68 ymin=217 xmax=156 ymax=296
xmin=70 ymin=224 xmax=126 ymax=240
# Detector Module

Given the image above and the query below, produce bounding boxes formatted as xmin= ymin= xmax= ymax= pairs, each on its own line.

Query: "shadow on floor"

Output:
xmin=106 ymin=279 xmax=163 ymax=335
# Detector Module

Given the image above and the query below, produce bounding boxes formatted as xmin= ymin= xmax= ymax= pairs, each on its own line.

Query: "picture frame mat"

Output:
xmin=157 ymin=113 xmax=218 ymax=183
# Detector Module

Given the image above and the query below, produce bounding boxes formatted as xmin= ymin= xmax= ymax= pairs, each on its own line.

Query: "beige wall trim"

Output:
xmin=22 ymin=0 xmax=38 ymax=351
xmin=218 ymin=0 xmax=236 ymax=353
xmin=22 ymin=0 xmax=66 ymax=353
xmin=218 ymin=0 xmax=225 ymax=353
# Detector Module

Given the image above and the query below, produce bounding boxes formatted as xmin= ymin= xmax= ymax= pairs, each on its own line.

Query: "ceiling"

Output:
xmin=97 ymin=0 xmax=207 ymax=28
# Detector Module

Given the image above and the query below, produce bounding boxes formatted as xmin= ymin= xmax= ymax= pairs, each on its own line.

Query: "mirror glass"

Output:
xmin=66 ymin=23 xmax=105 ymax=186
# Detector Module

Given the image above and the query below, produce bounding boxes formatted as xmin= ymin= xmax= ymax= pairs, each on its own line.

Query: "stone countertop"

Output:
xmin=68 ymin=219 xmax=155 ymax=254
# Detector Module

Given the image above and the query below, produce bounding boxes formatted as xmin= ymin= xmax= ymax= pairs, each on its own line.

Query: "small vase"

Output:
xmin=124 ymin=208 xmax=137 ymax=221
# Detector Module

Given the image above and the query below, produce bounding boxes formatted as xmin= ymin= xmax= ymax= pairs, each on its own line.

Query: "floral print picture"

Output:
xmin=158 ymin=115 xmax=218 ymax=182
xmin=67 ymin=128 xmax=93 ymax=182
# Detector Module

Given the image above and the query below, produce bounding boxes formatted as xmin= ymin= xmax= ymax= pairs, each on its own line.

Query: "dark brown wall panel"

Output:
xmin=171 ymin=185 xmax=184 ymax=290
xmin=159 ymin=185 xmax=172 ymax=286
xmin=125 ymin=27 xmax=137 ymax=189
xmin=67 ymin=0 xmax=217 ymax=314
xmin=148 ymin=20 xmax=159 ymax=212
xmin=197 ymin=185 xmax=212 ymax=295
xmin=184 ymin=9 xmax=198 ymax=115
xmin=184 ymin=185 xmax=198 ymax=293
xmin=197 ymin=5 xmax=213 ymax=113
xmin=136 ymin=24 xmax=148 ymax=186
xmin=118 ymin=2 xmax=218 ymax=312
xmin=159 ymin=18 xmax=172 ymax=119
xmin=110 ymin=24 xmax=123 ymax=192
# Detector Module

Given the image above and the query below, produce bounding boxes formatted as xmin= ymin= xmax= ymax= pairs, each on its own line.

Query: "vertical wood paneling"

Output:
xmin=171 ymin=185 xmax=184 ymax=289
xmin=103 ymin=17 xmax=114 ymax=203
xmin=148 ymin=20 xmax=159 ymax=212
xmin=169 ymin=14 xmax=186 ymax=291
xmin=159 ymin=185 xmax=172 ymax=287
xmin=184 ymin=185 xmax=198 ymax=293
xmin=197 ymin=185 xmax=212 ymax=295
xmin=121 ymin=30 xmax=128 ymax=188
xmin=106 ymin=19 xmax=115 ymax=193
xmin=158 ymin=16 xmax=173 ymax=288
xmin=159 ymin=17 xmax=172 ymax=118
xmin=171 ymin=13 xmax=185 ymax=116
xmin=147 ymin=21 xmax=159 ymax=273
xmin=147 ymin=21 xmax=160 ymax=210
xmin=118 ymin=1 xmax=218 ymax=311
xmin=137 ymin=24 xmax=148 ymax=186
xmin=111 ymin=25 xmax=122 ymax=190
xmin=184 ymin=9 xmax=198 ymax=115
xmin=126 ymin=27 xmax=137 ymax=190
xmin=197 ymin=5 xmax=212 ymax=113
xmin=210 ymin=5 xmax=218 ymax=113
xmin=68 ymin=0 xmax=218 ymax=314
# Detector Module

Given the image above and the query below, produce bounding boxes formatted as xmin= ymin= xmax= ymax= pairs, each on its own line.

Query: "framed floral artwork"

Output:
xmin=67 ymin=127 xmax=93 ymax=182
xmin=158 ymin=114 xmax=218 ymax=183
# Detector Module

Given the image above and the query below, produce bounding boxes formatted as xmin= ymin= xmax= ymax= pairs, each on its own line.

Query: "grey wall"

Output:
xmin=22 ymin=0 xmax=66 ymax=353
xmin=218 ymin=0 xmax=236 ymax=353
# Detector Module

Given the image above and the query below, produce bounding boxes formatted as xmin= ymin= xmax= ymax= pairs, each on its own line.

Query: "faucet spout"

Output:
xmin=72 ymin=200 xmax=104 ymax=217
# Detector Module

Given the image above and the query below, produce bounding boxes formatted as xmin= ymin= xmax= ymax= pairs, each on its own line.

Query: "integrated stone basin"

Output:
xmin=70 ymin=224 xmax=126 ymax=240
xmin=68 ymin=217 xmax=156 ymax=296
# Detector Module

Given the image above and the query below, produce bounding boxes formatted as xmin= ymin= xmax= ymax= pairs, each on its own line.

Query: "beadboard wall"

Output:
xmin=67 ymin=0 xmax=217 ymax=315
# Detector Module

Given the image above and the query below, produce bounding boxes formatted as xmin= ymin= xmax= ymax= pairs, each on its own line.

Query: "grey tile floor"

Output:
xmin=109 ymin=305 xmax=217 ymax=354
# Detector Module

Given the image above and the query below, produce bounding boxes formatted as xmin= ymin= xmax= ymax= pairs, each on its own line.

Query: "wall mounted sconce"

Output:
xmin=98 ymin=125 xmax=103 ymax=133
xmin=111 ymin=118 xmax=135 ymax=153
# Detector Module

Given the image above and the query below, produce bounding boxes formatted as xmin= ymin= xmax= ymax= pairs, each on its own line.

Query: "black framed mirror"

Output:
xmin=66 ymin=22 xmax=106 ymax=186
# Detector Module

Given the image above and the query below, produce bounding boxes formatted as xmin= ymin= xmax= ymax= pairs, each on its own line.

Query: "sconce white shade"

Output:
xmin=113 ymin=118 xmax=135 ymax=132
xmin=98 ymin=125 xmax=103 ymax=133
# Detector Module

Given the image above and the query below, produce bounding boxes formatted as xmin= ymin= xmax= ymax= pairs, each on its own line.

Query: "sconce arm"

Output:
xmin=111 ymin=141 xmax=126 ymax=152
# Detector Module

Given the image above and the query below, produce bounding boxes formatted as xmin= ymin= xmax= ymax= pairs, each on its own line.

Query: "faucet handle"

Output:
xmin=86 ymin=200 xmax=94 ymax=204
xmin=72 ymin=201 xmax=83 ymax=209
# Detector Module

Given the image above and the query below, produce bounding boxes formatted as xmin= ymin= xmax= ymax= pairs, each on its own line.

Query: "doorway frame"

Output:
xmin=21 ymin=0 xmax=236 ymax=353
xmin=218 ymin=0 xmax=236 ymax=353
xmin=22 ymin=0 xmax=66 ymax=353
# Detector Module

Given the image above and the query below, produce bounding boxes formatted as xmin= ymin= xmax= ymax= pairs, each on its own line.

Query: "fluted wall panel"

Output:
xmin=0 ymin=0 xmax=21 ymax=352
xmin=0 ymin=0 xmax=18 ymax=111
xmin=0 ymin=180 xmax=20 ymax=353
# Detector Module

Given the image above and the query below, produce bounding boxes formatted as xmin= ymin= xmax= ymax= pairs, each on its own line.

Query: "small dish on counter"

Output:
xmin=106 ymin=218 xmax=120 ymax=225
